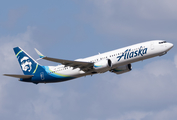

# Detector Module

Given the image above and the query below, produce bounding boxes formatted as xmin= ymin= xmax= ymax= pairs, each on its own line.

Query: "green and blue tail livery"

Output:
xmin=14 ymin=47 xmax=39 ymax=75
xmin=4 ymin=47 xmax=75 ymax=84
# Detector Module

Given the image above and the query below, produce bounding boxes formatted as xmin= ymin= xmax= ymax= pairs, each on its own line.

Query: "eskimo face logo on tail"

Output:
xmin=117 ymin=46 xmax=148 ymax=61
xmin=20 ymin=56 xmax=32 ymax=72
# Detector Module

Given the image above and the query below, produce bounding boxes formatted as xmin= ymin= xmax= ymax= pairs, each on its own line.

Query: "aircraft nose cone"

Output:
xmin=169 ymin=43 xmax=173 ymax=49
xmin=167 ymin=42 xmax=173 ymax=51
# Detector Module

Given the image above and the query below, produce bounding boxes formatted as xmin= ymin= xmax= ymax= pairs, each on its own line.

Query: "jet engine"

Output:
xmin=110 ymin=64 xmax=132 ymax=74
xmin=93 ymin=59 xmax=112 ymax=73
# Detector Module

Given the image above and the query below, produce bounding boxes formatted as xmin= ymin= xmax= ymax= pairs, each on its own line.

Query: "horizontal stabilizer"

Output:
xmin=3 ymin=74 xmax=34 ymax=79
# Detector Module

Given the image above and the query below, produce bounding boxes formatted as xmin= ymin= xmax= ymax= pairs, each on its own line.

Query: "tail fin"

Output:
xmin=13 ymin=47 xmax=39 ymax=75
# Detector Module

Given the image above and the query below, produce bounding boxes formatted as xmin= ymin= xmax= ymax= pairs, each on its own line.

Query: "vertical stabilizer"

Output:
xmin=13 ymin=47 xmax=39 ymax=75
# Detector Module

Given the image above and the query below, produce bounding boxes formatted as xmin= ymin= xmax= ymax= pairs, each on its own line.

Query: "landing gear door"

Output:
xmin=40 ymin=72 xmax=45 ymax=80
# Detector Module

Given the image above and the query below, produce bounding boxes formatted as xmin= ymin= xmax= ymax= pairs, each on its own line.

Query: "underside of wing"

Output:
xmin=35 ymin=48 xmax=94 ymax=72
xmin=3 ymin=74 xmax=34 ymax=79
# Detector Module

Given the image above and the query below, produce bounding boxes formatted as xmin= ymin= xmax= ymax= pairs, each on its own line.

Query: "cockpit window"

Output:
xmin=159 ymin=41 xmax=166 ymax=44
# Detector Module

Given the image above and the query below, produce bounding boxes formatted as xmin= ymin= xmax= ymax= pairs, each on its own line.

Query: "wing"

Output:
xmin=42 ymin=57 xmax=93 ymax=71
xmin=35 ymin=48 xmax=94 ymax=71
xmin=3 ymin=74 xmax=34 ymax=79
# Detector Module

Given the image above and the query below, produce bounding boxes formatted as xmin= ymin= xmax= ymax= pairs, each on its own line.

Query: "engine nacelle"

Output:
xmin=110 ymin=64 xmax=132 ymax=74
xmin=94 ymin=59 xmax=112 ymax=73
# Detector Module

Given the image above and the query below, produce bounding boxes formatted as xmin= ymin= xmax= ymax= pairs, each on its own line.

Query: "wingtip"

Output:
xmin=34 ymin=48 xmax=45 ymax=58
xmin=3 ymin=74 xmax=7 ymax=76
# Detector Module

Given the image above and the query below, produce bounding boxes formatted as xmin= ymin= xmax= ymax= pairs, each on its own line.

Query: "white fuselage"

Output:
xmin=48 ymin=40 xmax=173 ymax=78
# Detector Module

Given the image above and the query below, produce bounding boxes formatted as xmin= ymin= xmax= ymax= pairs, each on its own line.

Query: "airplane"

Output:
xmin=4 ymin=40 xmax=173 ymax=84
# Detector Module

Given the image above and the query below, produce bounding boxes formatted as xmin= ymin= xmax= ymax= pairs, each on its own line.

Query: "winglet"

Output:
xmin=34 ymin=48 xmax=45 ymax=58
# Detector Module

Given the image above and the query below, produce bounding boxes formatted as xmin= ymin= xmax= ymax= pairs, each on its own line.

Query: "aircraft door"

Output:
xmin=40 ymin=72 xmax=45 ymax=80
xmin=150 ymin=42 xmax=154 ymax=50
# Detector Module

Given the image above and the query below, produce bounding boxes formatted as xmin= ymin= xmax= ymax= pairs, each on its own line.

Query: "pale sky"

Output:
xmin=1 ymin=0 xmax=177 ymax=120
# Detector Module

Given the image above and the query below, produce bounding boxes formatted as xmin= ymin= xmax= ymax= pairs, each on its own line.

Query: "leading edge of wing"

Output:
xmin=44 ymin=57 xmax=93 ymax=65
xmin=34 ymin=48 xmax=94 ymax=70
xmin=3 ymin=74 xmax=34 ymax=79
